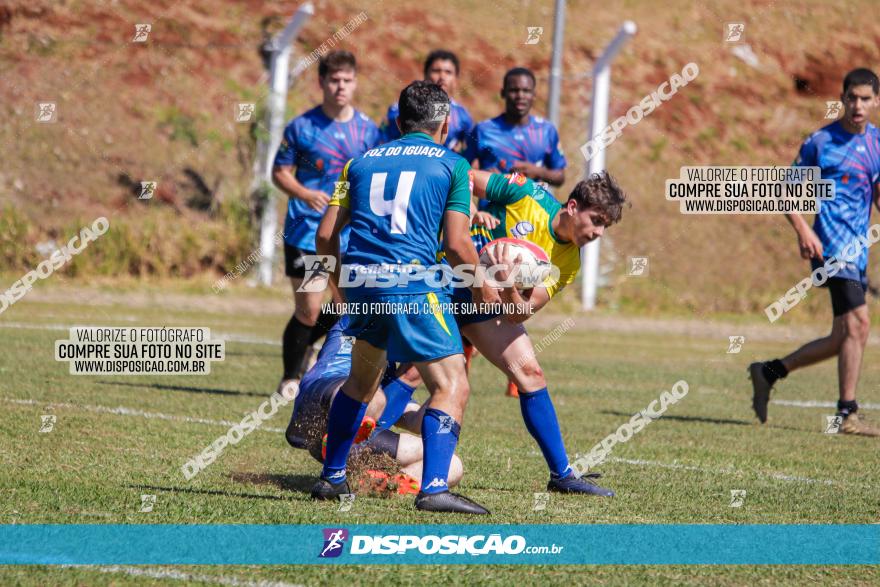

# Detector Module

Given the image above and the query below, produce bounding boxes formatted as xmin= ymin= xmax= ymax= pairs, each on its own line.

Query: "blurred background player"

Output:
xmin=467 ymin=66 xmax=567 ymax=396
xmin=272 ymin=51 xmax=380 ymax=397
xmin=313 ymin=81 xmax=499 ymax=514
xmin=380 ymin=49 xmax=474 ymax=153
xmin=457 ymin=169 xmax=627 ymax=496
xmin=285 ymin=315 xmax=462 ymax=493
xmin=749 ymin=68 xmax=880 ymax=436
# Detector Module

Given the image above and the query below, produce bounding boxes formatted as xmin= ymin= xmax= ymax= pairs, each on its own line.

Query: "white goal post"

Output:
xmin=580 ymin=21 xmax=636 ymax=310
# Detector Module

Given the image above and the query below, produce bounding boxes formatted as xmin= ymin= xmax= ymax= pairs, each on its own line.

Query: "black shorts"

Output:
xmin=826 ymin=277 xmax=866 ymax=316
xmin=284 ymin=244 xmax=312 ymax=279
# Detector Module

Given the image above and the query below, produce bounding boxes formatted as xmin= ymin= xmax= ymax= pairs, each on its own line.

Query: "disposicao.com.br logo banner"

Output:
xmin=1 ymin=525 xmax=878 ymax=565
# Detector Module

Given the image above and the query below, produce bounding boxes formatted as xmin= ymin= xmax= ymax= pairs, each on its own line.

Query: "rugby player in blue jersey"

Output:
xmin=468 ymin=67 xmax=566 ymax=188
xmin=272 ymin=51 xmax=380 ymax=397
xmin=311 ymin=81 xmax=500 ymax=514
xmin=380 ymin=49 xmax=475 ymax=153
xmin=750 ymin=68 xmax=880 ymax=436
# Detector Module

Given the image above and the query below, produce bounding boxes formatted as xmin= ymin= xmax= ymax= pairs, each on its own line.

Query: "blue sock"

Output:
xmin=376 ymin=378 xmax=416 ymax=430
xmin=420 ymin=408 xmax=460 ymax=494
xmin=320 ymin=390 xmax=368 ymax=483
xmin=519 ymin=387 xmax=572 ymax=478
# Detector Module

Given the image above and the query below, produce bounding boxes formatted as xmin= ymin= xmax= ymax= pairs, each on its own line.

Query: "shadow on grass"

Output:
xmin=599 ymin=410 xmax=752 ymax=426
xmin=230 ymin=472 xmax=315 ymax=494
xmin=128 ymin=483 xmax=287 ymax=501
xmin=98 ymin=380 xmax=267 ymax=398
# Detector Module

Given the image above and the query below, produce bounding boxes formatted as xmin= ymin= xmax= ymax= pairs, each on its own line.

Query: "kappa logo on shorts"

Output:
xmin=319 ymin=528 xmax=349 ymax=558
xmin=298 ymin=255 xmax=337 ymax=293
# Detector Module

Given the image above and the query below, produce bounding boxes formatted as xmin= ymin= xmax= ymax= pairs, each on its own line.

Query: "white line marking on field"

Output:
xmin=2 ymin=398 xmax=285 ymax=434
xmin=607 ymin=457 xmax=836 ymax=486
xmin=0 ymin=322 xmax=280 ymax=346
xmin=61 ymin=565 xmax=304 ymax=587
xmin=772 ymin=399 xmax=880 ymax=410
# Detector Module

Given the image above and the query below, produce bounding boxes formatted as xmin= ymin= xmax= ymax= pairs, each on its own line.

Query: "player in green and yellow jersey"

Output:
xmin=452 ymin=169 xmax=628 ymax=496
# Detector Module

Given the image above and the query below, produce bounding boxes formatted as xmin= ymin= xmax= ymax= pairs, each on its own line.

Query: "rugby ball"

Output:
xmin=478 ymin=237 xmax=551 ymax=290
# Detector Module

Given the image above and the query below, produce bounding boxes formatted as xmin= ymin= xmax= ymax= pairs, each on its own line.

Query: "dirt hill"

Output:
xmin=3 ymin=0 xmax=880 ymax=317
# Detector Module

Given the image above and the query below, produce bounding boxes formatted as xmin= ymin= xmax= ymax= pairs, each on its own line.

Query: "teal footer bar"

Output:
xmin=1 ymin=524 xmax=876 ymax=565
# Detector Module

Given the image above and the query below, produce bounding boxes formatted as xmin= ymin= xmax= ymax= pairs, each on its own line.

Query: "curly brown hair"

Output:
xmin=567 ymin=171 xmax=629 ymax=225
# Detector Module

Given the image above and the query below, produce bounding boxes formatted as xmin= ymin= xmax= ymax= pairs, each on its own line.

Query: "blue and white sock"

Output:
xmin=320 ymin=390 xmax=368 ymax=483
xmin=519 ymin=387 xmax=572 ymax=479
xmin=376 ymin=378 xmax=416 ymax=430
xmin=420 ymin=408 xmax=460 ymax=494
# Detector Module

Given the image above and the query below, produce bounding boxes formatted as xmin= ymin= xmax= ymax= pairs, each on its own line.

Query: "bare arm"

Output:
xmin=316 ymin=204 xmax=350 ymax=288
xmin=470 ymin=169 xmax=493 ymax=198
xmin=272 ymin=166 xmax=330 ymax=212
xmin=510 ymin=161 xmax=565 ymax=187
xmin=785 ymin=212 xmax=823 ymax=259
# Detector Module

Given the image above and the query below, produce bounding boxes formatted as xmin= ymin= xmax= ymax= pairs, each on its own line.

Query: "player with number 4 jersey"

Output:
xmin=312 ymin=81 xmax=499 ymax=515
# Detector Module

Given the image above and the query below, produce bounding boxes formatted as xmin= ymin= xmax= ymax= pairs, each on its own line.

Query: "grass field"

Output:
xmin=1 ymin=281 xmax=879 ymax=585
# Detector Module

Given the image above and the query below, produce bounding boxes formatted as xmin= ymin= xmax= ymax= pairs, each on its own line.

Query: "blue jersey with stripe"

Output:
xmin=795 ymin=121 xmax=880 ymax=273
xmin=273 ymin=106 xmax=380 ymax=250
xmin=467 ymin=114 xmax=566 ymax=178
xmin=329 ymin=132 xmax=472 ymax=296
xmin=381 ymin=99 xmax=474 ymax=152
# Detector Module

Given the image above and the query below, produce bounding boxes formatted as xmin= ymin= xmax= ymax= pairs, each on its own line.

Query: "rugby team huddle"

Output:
xmin=271 ymin=48 xmax=627 ymax=514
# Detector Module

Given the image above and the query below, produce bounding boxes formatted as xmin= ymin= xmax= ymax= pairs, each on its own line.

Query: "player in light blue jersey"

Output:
xmin=750 ymin=68 xmax=880 ymax=436
xmin=380 ymin=49 xmax=475 ymax=152
xmin=311 ymin=81 xmax=500 ymax=514
xmin=468 ymin=67 xmax=567 ymax=189
xmin=272 ymin=51 xmax=380 ymax=397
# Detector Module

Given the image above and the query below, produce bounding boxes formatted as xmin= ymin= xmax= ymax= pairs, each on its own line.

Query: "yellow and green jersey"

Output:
xmin=472 ymin=173 xmax=579 ymax=299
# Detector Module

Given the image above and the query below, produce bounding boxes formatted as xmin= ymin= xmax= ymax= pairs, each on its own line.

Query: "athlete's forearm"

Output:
xmin=272 ymin=167 xmax=308 ymax=200
xmin=785 ymin=212 xmax=812 ymax=236
xmin=540 ymin=167 xmax=565 ymax=187
xmin=316 ymin=207 xmax=346 ymax=287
